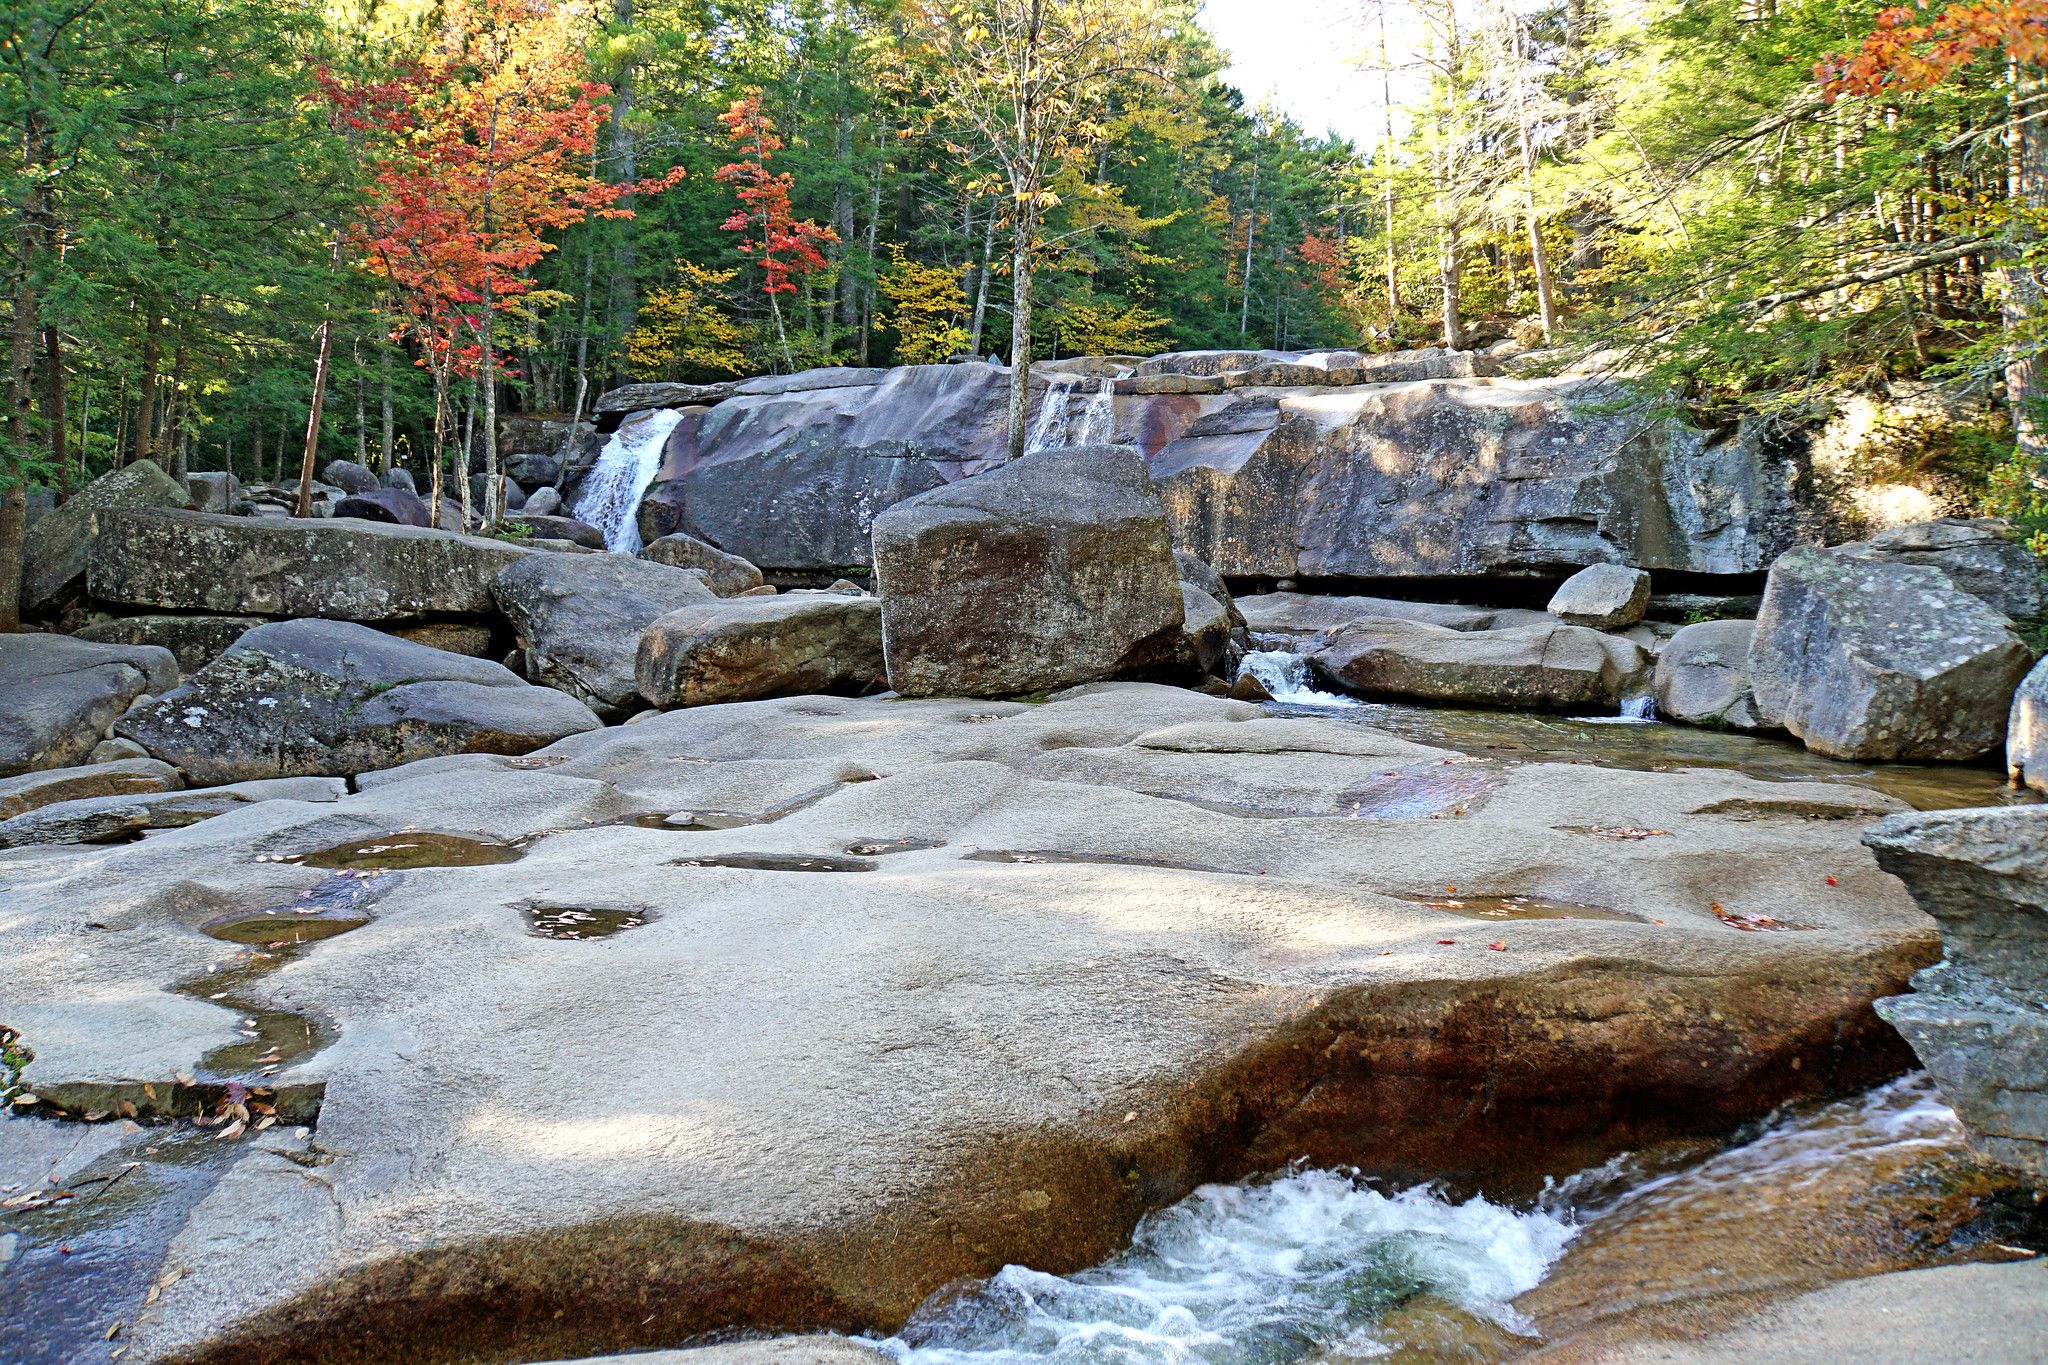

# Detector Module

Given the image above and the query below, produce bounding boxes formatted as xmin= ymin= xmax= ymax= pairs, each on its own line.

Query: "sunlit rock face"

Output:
xmin=614 ymin=353 xmax=1808 ymax=581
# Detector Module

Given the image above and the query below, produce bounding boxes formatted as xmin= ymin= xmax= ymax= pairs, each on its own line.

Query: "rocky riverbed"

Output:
xmin=4 ymin=350 xmax=2046 ymax=1363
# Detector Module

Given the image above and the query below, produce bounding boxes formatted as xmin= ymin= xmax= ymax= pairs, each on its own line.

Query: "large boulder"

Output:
xmin=19 ymin=459 xmax=190 ymax=615
xmin=113 ymin=619 xmax=600 ymax=783
xmin=492 ymin=553 xmax=720 ymax=715
xmin=871 ymin=445 xmax=1185 ymax=698
xmin=641 ymin=532 xmax=766 ymax=598
xmin=635 ymin=595 xmax=884 ymax=708
xmin=1653 ymin=620 xmax=1766 ymax=730
xmin=1839 ymin=517 xmax=2044 ymax=621
xmin=0 ymin=756 xmax=182 ymax=821
xmin=1547 ymin=563 xmax=1651 ymax=630
xmin=510 ymin=513 xmax=606 ymax=550
xmin=1178 ymin=583 xmax=1234 ymax=677
xmin=1748 ymin=546 xmax=2034 ymax=761
xmin=88 ymin=508 xmax=534 ymax=622
xmin=321 ymin=459 xmax=382 ymax=495
xmin=506 ymin=451 xmax=562 ymax=490
xmin=2009 ymin=656 xmax=2048 ymax=791
xmin=334 ymin=487 xmax=433 ymax=528
xmin=184 ymin=471 xmax=241 ymax=515
xmin=73 ymin=613 xmax=270 ymax=674
xmin=1868 ymin=806 xmax=2048 ymax=1186
xmin=0 ymin=634 xmax=179 ymax=776
xmin=522 ymin=487 xmax=563 ymax=519
xmin=1310 ymin=618 xmax=1647 ymax=711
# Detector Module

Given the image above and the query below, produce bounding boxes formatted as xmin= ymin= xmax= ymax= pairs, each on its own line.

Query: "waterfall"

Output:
xmin=1025 ymin=375 xmax=1118 ymax=454
xmin=573 ymin=408 xmax=686 ymax=554
xmin=1024 ymin=376 xmax=1078 ymax=455
xmin=1236 ymin=650 xmax=1363 ymax=708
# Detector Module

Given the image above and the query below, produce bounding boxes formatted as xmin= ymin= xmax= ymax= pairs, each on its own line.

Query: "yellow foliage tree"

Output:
xmin=1050 ymin=298 xmax=1170 ymax=356
xmin=878 ymin=246 xmax=969 ymax=364
xmin=625 ymin=263 xmax=747 ymax=379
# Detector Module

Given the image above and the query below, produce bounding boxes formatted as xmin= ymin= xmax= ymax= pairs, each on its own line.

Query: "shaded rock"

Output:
xmin=1311 ymin=618 xmax=1646 ymax=711
xmin=0 ymin=775 xmax=347 ymax=849
xmin=113 ymin=619 xmax=600 ymax=783
xmin=506 ymin=451 xmax=561 ymax=490
xmin=1238 ymin=592 xmax=1550 ymax=637
xmin=73 ymin=614 xmax=270 ymax=674
xmin=522 ymin=487 xmax=563 ymax=518
xmin=88 ymin=508 xmax=533 ymax=622
xmin=184 ymin=471 xmax=240 ymax=515
xmin=388 ymin=621 xmax=502 ymax=658
xmin=19 ymin=459 xmax=189 ymax=615
xmin=470 ymin=473 xmax=526 ymax=514
xmin=1748 ymin=546 xmax=2033 ymax=761
xmin=1868 ymin=805 xmax=2048 ymax=1186
xmin=493 ymin=553 xmax=719 ymax=714
xmin=321 ymin=459 xmax=381 ymax=495
xmin=1178 ymin=583 xmax=1234 ymax=677
xmin=2008 ymin=657 xmax=2048 ymax=791
xmin=510 ymin=513 xmax=606 ymax=550
xmin=871 ymin=445 xmax=1185 ymax=697
xmin=1173 ymin=550 xmax=1245 ymax=631
xmin=1839 ymin=517 xmax=2045 ymax=621
xmin=88 ymin=736 xmax=150 ymax=764
xmin=641 ymin=532 xmax=766 ymax=597
xmin=1653 ymin=620 xmax=1765 ymax=730
xmin=636 ymin=595 xmax=884 ymax=707
xmin=334 ymin=487 xmax=433 ymax=528
xmin=385 ymin=467 xmax=419 ymax=495
xmin=1548 ymin=563 xmax=1651 ymax=629
xmin=0 ymin=634 xmax=178 ymax=777
xmin=593 ymin=380 xmax=739 ymax=426
xmin=0 ymin=757 xmax=182 ymax=821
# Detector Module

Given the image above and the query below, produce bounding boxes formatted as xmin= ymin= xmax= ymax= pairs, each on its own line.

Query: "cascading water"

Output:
xmin=1024 ymin=377 xmax=1079 ymax=455
xmin=1071 ymin=377 xmax=1116 ymax=445
xmin=873 ymin=1168 xmax=1576 ymax=1364
xmin=1236 ymin=649 xmax=1363 ymax=709
xmin=572 ymin=408 xmax=686 ymax=554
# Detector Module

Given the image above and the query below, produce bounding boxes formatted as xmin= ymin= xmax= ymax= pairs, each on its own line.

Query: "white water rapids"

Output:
xmin=1026 ymin=376 xmax=1117 ymax=453
xmin=874 ymin=1169 xmax=1576 ymax=1364
xmin=1235 ymin=649 xmax=1366 ymax=710
xmin=572 ymin=408 xmax=686 ymax=554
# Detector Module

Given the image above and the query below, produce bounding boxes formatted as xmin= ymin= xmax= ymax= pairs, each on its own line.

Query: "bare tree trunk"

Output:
xmin=43 ymin=324 xmax=66 ymax=486
xmin=428 ymin=360 xmax=450 ymax=527
xmin=1006 ymin=201 xmax=1038 ymax=461
xmin=609 ymin=0 xmax=640 ymax=356
xmin=1240 ymin=147 xmax=1259 ymax=338
xmin=1508 ymin=8 xmax=1557 ymax=339
xmin=970 ymin=204 xmax=996 ymax=355
xmin=834 ymin=114 xmax=859 ymax=337
xmin=296 ymin=229 xmax=345 ymax=516
xmin=353 ymin=340 xmax=368 ymax=465
xmin=1376 ymin=0 xmax=1400 ymax=326
xmin=165 ymin=344 xmax=189 ymax=482
xmin=859 ymin=175 xmax=882 ymax=366
xmin=135 ymin=318 xmax=160 ymax=466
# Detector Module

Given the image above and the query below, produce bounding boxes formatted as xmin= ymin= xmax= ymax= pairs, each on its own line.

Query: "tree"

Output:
xmin=910 ymin=0 xmax=1173 ymax=458
xmin=877 ymin=246 xmax=969 ymax=363
xmin=625 ymin=262 xmax=746 ymax=377
xmin=715 ymin=91 xmax=837 ymax=372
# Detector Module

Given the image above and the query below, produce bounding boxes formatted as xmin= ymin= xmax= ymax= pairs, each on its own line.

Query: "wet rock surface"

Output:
xmin=0 ymin=685 xmax=1935 ymax=1364
xmin=492 ymin=552 xmax=719 ymax=714
xmin=1867 ymin=805 xmax=2048 ymax=1185
xmin=0 ymin=633 xmax=179 ymax=776
xmin=872 ymin=445 xmax=1186 ymax=697
xmin=112 ymin=618 xmax=601 ymax=783
xmin=1748 ymin=545 xmax=2034 ymax=761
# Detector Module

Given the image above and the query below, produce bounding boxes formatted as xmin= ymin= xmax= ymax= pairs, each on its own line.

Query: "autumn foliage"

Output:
xmin=715 ymin=92 xmax=836 ymax=298
xmin=1819 ymin=0 xmax=2048 ymax=96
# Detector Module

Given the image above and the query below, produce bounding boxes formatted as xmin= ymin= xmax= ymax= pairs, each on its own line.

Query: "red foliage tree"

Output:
xmin=714 ymin=92 xmax=836 ymax=370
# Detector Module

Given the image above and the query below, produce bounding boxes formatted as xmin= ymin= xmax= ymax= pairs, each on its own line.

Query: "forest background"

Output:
xmin=2 ymin=0 xmax=2043 ymax=555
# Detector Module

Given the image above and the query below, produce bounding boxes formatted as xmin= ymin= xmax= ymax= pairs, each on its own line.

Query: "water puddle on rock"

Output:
xmin=962 ymin=849 xmax=1241 ymax=875
xmin=1341 ymin=764 xmax=1505 ymax=820
xmin=284 ymin=831 xmax=525 ymax=870
xmin=1405 ymin=892 xmax=1643 ymax=923
xmin=638 ymin=775 xmax=885 ymax=832
xmin=520 ymin=903 xmax=652 ymax=940
xmin=672 ymin=853 xmax=877 ymax=873
xmin=845 ymin=837 xmax=946 ymax=856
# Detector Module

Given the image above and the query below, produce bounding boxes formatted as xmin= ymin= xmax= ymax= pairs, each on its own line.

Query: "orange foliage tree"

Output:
xmin=715 ymin=92 xmax=836 ymax=371
xmin=335 ymin=0 xmax=681 ymax=525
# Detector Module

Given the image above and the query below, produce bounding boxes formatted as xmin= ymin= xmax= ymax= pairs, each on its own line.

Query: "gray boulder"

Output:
xmin=184 ymin=471 xmax=241 ymax=515
xmin=1310 ymin=618 xmax=1646 ymax=711
xmin=871 ymin=445 xmax=1185 ymax=698
xmin=114 ymin=619 xmax=600 ymax=783
xmin=506 ymin=451 xmax=561 ymax=490
xmin=521 ymin=487 xmax=563 ymax=519
xmin=1179 ymin=583 xmax=1234 ymax=677
xmin=1548 ymin=563 xmax=1651 ymax=629
xmin=640 ymin=532 xmax=766 ymax=597
xmin=1174 ymin=550 xmax=1245 ymax=631
xmin=492 ymin=554 xmax=719 ymax=714
xmin=1840 ymin=517 xmax=2044 ymax=621
xmin=470 ymin=473 xmax=526 ymax=514
xmin=1748 ymin=546 xmax=2034 ymax=761
xmin=2008 ymin=656 xmax=2048 ymax=791
xmin=0 ymin=756 xmax=182 ymax=821
xmin=510 ymin=513 xmax=606 ymax=550
xmin=88 ymin=508 xmax=533 ymax=622
xmin=1238 ymin=592 xmax=1550 ymax=637
xmin=384 ymin=467 xmax=419 ymax=495
xmin=19 ymin=459 xmax=190 ymax=615
xmin=1868 ymin=806 xmax=2048 ymax=1186
xmin=1653 ymin=620 xmax=1765 ymax=730
xmin=636 ymin=595 xmax=884 ymax=707
xmin=0 ymin=775 xmax=346 ymax=850
xmin=0 ymin=634 xmax=179 ymax=776
xmin=73 ymin=614 xmax=269 ymax=674
xmin=335 ymin=487 xmax=433 ymax=528
xmin=321 ymin=459 xmax=381 ymax=495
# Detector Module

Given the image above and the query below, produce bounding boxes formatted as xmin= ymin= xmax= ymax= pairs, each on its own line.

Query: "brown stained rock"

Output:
xmin=636 ymin=595 xmax=883 ymax=707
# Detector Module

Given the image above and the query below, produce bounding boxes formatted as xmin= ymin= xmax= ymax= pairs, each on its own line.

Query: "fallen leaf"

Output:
xmin=1825 ymin=875 xmax=1838 ymax=886
xmin=1488 ymin=941 xmax=1508 ymax=951
xmin=1436 ymin=939 xmax=1456 ymax=945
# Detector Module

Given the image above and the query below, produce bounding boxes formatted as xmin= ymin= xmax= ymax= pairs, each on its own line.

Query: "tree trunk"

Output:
xmin=354 ymin=340 xmax=368 ymax=465
xmin=1376 ymin=1 xmax=1400 ymax=326
xmin=296 ymin=316 xmax=334 ymax=517
xmin=2008 ymin=67 xmax=2046 ymax=464
xmin=379 ymin=344 xmax=395 ymax=470
xmin=135 ymin=319 xmax=160 ymax=466
xmin=1240 ymin=150 xmax=1259 ymax=337
xmin=1509 ymin=10 xmax=1557 ymax=339
xmin=0 ymin=488 xmax=23 ymax=632
xmin=428 ymin=360 xmax=450 ymax=527
xmin=609 ymin=0 xmax=640 ymax=355
xmin=1006 ymin=202 xmax=1038 ymax=461
xmin=165 ymin=344 xmax=189 ymax=482
xmin=834 ymin=114 xmax=859 ymax=335
xmin=970 ymin=204 xmax=996 ymax=355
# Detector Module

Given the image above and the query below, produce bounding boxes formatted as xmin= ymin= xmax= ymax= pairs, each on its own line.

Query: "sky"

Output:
xmin=1197 ymin=0 xmax=1424 ymax=148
